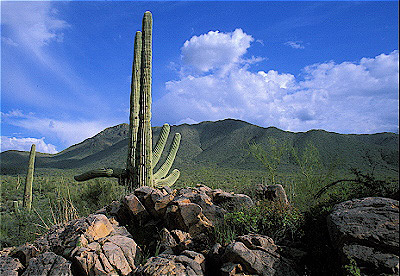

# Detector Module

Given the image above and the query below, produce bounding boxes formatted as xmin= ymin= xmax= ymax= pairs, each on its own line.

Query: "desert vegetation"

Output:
xmin=0 ymin=10 xmax=398 ymax=276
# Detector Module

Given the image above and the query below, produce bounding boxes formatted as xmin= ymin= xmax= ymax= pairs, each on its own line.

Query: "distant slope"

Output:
xmin=1 ymin=119 xmax=398 ymax=178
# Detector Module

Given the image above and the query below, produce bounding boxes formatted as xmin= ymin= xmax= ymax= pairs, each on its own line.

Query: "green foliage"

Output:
xmin=218 ymin=200 xmax=303 ymax=245
xmin=79 ymin=179 xmax=125 ymax=213
xmin=249 ymin=138 xmax=290 ymax=185
xmin=0 ymin=175 xmax=124 ymax=249
xmin=344 ymin=258 xmax=361 ymax=276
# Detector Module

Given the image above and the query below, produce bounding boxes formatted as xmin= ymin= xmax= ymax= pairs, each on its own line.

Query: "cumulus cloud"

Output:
xmin=1 ymin=137 xmax=58 ymax=154
xmin=2 ymin=110 xmax=113 ymax=149
xmin=181 ymin=29 xmax=258 ymax=74
xmin=155 ymin=28 xmax=399 ymax=134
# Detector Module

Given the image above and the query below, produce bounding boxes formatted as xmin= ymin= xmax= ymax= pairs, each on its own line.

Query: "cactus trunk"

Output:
xmin=75 ymin=11 xmax=181 ymax=189
xmin=137 ymin=11 xmax=153 ymax=187
xmin=23 ymin=144 xmax=36 ymax=211
xmin=127 ymin=31 xmax=142 ymax=188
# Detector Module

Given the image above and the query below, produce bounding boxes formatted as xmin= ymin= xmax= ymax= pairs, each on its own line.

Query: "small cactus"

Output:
xmin=75 ymin=11 xmax=181 ymax=190
xmin=23 ymin=144 xmax=36 ymax=211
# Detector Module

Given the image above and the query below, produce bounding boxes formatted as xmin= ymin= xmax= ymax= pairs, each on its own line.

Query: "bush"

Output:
xmin=216 ymin=200 xmax=303 ymax=245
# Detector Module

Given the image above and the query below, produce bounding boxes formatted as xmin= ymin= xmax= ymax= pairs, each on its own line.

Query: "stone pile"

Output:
xmin=1 ymin=183 xmax=398 ymax=275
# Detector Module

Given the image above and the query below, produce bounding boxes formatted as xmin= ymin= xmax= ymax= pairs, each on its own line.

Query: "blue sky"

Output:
xmin=1 ymin=1 xmax=398 ymax=153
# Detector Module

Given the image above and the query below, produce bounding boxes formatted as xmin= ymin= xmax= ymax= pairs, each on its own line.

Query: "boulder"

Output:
xmin=21 ymin=251 xmax=72 ymax=276
xmin=327 ymin=197 xmax=399 ymax=275
xmin=213 ymin=191 xmax=254 ymax=211
xmin=255 ymin=184 xmax=289 ymax=205
xmin=73 ymin=234 xmax=139 ymax=276
xmin=85 ymin=214 xmax=114 ymax=242
xmin=222 ymin=234 xmax=299 ymax=276
xmin=136 ymin=251 xmax=206 ymax=276
xmin=122 ymin=194 xmax=149 ymax=219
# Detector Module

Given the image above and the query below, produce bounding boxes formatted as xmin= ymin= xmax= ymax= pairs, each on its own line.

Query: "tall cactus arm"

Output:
xmin=127 ymin=31 xmax=142 ymax=172
xmin=74 ymin=168 xmax=128 ymax=182
xmin=152 ymin=123 xmax=170 ymax=168
xmin=23 ymin=144 xmax=36 ymax=211
xmin=137 ymin=11 xmax=153 ymax=187
xmin=154 ymin=169 xmax=180 ymax=188
xmin=153 ymin=133 xmax=181 ymax=180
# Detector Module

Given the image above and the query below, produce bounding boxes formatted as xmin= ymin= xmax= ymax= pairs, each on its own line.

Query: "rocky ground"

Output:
xmin=1 ymin=184 xmax=398 ymax=275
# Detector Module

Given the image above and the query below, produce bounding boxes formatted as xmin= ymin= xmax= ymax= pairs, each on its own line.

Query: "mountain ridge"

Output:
xmin=1 ymin=119 xmax=398 ymax=179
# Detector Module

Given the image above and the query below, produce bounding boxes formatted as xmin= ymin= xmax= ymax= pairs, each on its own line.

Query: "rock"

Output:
xmin=154 ymin=194 xmax=175 ymax=217
xmin=86 ymin=214 xmax=114 ymax=242
xmin=134 ymin=186 xmax=158 ymax=203
xmin=170 ymin=230 xmax=193 ymax=253
xmin=108 ymin=235 xmax=139 ymax=269
xmin=165 ymin=201 xmax=213 ymax=238
xmin=255 ymin=184 xmax=289 ymax=205
xmin=135 ymin=255 xmax=188 ymax=276
xmin=136 ymin=251 xmax=206 ymax=276
xmin=327 ymin=197 xmax=399 ymax=275
xmin=102 ymin=241 xmax=132 ymax=275
xmin=122 ymin=194 xmax=149 ymax=222
xmin=159 ymin=228 xmax=178 ymax=254
xmin=73 ymin=235 xmax=139 ymax=276
xmin=21 ymin=251 xmax=72 ymax=276
xmin=0 ymin=255 xmax=24 ymax=276
xmin=222 ymin=234 xmax=299 ymax=276
xmin=220 ymin=262 xmax=244 ymax=276
xmin=179 ymin=189 xmax=226 ymax=226
xmin=213 ymin=191 xmax=254 ymax=211
xmin=11 ymin=243 xmax=41 ymax=266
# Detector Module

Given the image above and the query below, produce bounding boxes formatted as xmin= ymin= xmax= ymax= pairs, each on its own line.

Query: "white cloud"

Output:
xmin=2 ymin=110 xmax=114 ymax=149
xmin=1 ymin=2 xmax=70 ymax=49
xmin=156 ymin=28 xmax=399 ymax=134
xmin=181 ymin=29 xmax=255 ymax=73
xmin=1 ymin=136 xmax=58 ymax=154
xmin=285 ymin=41 xmax=305 ymax=49
xmin=176 ymin=118 xmax=199 ymax=125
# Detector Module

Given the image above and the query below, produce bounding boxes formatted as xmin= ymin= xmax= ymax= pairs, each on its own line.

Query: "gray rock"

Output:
xmin=0 ymin=255 xmax=24 ymax=276
xmin=213 ymin=191 xmax=254 ymax=211
xmin=222 ymin=234 xmax=299 ymax=276
xmin=255 ymin=184 xmax=289 ymax=205
xmin=21 ymin=251 xmax=72 ymax=276
xmin=327 ymin=197 xmax=399 ymax=275
xmin=135 ymin=251 xmax=206 ymax=276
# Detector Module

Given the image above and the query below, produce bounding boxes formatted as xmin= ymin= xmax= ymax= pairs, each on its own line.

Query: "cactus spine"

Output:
xmin=23 ymin=144 xmax=36 ymax=211
xmin=75 ymin=11 xmax=181 ymax=190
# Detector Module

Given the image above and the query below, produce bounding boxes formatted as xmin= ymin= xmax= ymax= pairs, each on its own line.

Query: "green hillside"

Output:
xmin=1 ymin=119 xmax=398 ymax=185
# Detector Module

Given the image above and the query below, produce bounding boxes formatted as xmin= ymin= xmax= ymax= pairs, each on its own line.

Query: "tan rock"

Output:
xmin=85 ymin=214 xmax=114 ymax=241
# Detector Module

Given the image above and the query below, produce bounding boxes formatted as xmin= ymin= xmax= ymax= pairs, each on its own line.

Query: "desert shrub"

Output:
xmin=79 ymin=179 xmax=124 ymax=214
xmin=216 ymin=200 xmax=303 ymax=245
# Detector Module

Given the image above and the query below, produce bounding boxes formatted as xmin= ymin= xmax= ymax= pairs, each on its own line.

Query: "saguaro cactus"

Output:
xmin=75 ymin=11 xmax=181 ymax=190
xmin=23 ymin=144 xmax=36 ymax=211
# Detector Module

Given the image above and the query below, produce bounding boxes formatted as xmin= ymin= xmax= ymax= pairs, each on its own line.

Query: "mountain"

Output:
xmin=1 ymin=119 xmax=398 ymax=181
